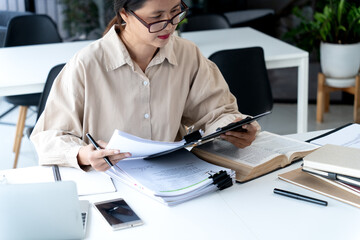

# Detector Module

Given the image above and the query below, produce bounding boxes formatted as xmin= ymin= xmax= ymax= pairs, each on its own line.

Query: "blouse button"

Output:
xmin=144 ymin=113 xmax=150 ymax=119
xmin=143 ymin=81 xmax=149 ymax=86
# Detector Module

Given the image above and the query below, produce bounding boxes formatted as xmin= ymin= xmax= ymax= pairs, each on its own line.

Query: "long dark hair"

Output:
xmin=103 ymin=0 xmax=147 ymax=35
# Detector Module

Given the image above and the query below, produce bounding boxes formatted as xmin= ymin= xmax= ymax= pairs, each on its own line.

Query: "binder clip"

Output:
xmin=183 ymin=130 xmax=203 ymax=144
xmin=209 ymin=170 xmax=233 ymax=190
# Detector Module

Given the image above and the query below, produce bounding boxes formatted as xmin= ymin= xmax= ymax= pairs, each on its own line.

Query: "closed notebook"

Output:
xmin=303 ymin=144 xmax=360 ymax=178
xmin=278 ymin=168 xmax=360 ymax=209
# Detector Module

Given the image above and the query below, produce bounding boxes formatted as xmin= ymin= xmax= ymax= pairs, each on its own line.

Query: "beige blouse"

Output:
xmin=31 ymin=25 xmax=258 ymax=169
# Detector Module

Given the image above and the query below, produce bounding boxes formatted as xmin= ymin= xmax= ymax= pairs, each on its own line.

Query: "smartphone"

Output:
xmin=93 ymin=198 xmax=143 ymax=230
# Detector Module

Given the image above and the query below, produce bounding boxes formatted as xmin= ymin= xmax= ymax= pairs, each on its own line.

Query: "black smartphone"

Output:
xmin=93 ymin=198 xmax=143 ymax=230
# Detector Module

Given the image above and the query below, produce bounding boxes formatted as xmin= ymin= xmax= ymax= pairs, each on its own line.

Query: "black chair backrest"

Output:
xmin=180 ymin=14 xmax=230 ymax=32
xmin=0 ymin=10 xmax=32 ymax=27
xmin=209 ymin=47 xmax=273 ymax=116
xmin=36 ymin=63 xmax=65 ymax=121
xmin=4 ymin=14 xmax=62 ymax=47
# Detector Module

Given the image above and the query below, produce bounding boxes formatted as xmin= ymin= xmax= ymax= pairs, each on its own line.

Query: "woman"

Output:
xmin=30 ymin=0 xmax=259 ymax=171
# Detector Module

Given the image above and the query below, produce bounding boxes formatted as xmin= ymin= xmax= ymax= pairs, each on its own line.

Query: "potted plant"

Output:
xmin=59 ymin=0 xmax=100 ymax=40
xmin=285 ymin=0 xmax=360 ymax=87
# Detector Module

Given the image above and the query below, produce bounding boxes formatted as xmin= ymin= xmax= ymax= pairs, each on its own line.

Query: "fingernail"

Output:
xmin=125 ymin=153 xmax=131 ymax=158
xmin=114 ymin=150 xmax=120 ymax=154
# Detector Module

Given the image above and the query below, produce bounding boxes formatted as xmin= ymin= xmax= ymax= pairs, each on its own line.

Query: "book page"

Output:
xmin=106 ymin=129 xmax=185 ymax=159
xmin=310 ymin=124 xmax=360 ymax=148
xmin=197 ymin=131 xmax=317 ymax=167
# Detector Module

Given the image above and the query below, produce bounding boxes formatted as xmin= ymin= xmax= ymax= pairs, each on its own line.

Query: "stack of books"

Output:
xmin=302 ymin=144 xmax=360 ymax=197
xmin=278 ymin=128 xmax=360 ymax=209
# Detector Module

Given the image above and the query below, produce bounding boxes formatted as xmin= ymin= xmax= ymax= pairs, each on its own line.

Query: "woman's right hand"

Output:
xmin=77 ymin=140 xmax=131 ymax=171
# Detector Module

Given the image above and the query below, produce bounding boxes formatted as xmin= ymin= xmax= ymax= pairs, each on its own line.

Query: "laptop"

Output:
xmin=0 ymin=181 xmax=89 ymax=240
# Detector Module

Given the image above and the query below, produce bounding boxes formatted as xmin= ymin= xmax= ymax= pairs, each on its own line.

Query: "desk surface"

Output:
xmin=2 ymin=130 xmax=359 ymax=239
xmin=80 ymin=130 xmax=360 ymax=240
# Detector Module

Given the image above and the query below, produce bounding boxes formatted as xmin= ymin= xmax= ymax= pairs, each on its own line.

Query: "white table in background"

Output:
xmin=182 ymin=27 xmax=309 ymax=133
xmin=0 ymin=40 xmax=92 ymax=97
xmin=0 ymin=28 xmax=309 ymax=133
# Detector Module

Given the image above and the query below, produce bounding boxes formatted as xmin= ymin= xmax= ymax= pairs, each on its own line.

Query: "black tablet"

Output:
xmin=144 ymin=111 xmax=271 ymax=159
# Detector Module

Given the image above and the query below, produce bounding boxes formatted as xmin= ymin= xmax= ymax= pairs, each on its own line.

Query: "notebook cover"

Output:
xmin=302 ymin=144 xmax=360 ymax=178
xmin=278 ymin=168 xmax=360 ymax=209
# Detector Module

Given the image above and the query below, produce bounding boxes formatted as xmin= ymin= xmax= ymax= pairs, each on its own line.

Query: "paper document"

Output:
xmin=310 ymin=124 xmax=360 ymax=148
xmin=106 ymin=149 xmax=235 ymax=205
xmin=0 ymin=166 xmax=116 ymax=196
xmin=106 ymin=129 xmax=186 ymax=159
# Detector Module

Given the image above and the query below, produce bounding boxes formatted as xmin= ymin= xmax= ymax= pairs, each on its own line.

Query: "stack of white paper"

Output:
xmin=106 ymin=149 xmax=235 ymax=206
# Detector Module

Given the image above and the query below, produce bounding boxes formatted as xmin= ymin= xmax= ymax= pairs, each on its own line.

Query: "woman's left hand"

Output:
xmin=220 ymin=118 xmax=257 ymax=148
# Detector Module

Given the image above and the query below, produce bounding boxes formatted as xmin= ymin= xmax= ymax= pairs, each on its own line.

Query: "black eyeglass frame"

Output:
xmin=128 ymin=1 xmax=188 ymax=33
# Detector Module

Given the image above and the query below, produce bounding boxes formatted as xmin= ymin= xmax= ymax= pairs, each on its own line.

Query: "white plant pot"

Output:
xmin=320 ymin=42 xmax=360 ymax=88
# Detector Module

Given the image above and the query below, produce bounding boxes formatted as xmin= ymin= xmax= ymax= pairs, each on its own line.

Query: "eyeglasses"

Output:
xmin=129 ymin=1 xmax=188 ymax=33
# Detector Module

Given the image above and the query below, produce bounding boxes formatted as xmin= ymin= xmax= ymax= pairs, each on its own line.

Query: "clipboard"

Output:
xmin=144 ymin=111 xmax=271 ymax=159
xmin=305 ymin=122 xmax=354 ymax=143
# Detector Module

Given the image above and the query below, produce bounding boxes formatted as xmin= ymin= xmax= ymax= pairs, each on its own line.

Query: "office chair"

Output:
xmin=180 ymin=13 xmax=230 ymax=32
xmin=209 ymin=47 xmax=273 ymax=116
xmin=12 ymin=63 xmax=66 ymax=168
xmin=205 ymin=0 xmax=275 ymax=36
xmin=0 ymin=11 xmax=33 ymax=47
xmin=2 ymin=14 xmax=62 ymax=168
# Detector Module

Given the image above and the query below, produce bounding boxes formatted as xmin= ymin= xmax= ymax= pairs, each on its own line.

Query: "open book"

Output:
xmin=192 ymin=131 xmax=318 ymax=182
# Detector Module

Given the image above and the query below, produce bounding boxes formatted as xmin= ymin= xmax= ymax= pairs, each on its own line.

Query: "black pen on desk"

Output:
xmin=52 ymin=165 xmax=62 ymax=181
xmin=86 ymin=133 xmax=118 ymax=172
xmin=273 ymin=188 xmax=328 ymax=206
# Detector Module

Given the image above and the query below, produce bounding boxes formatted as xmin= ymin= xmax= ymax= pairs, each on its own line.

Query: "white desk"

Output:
xmin=80 ymin=131 xmax=359 ymax=240
xmin=0 ymin=28 xmax=308 ymax=132
xmin=0 ymin=40 xmax=92 ymax=96
xmin=182 ymin=28 xmax=309 ymax=133
xmin=2 ymin=131 xmax=359 ymax=239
